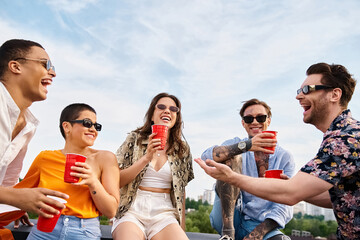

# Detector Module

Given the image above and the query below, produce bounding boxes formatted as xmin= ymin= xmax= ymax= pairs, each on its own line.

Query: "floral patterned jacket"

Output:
xmin=114 ymin=131 xmax=194 ymax=225
xmin=301 ymin=109 xmax=360 ymax=240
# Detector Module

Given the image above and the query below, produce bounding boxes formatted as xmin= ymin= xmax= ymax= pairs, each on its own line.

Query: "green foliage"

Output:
xmin=283 ymin=215 xmax=337 ymax=238
xmin=303 ymin=214 xmax=324 ymax=221
xmin=185 ymin=205 xmax=217 ymax=234
xmin=99 ymin=215 xmax=110 ymax=225
xmin=28 ymin=212 xmax=38 ymax=219
xmin=293 ymin=212 xmax=302 ymax=219
xmin=185 ymin=198 xmax=209 ymax=210
xmin=185 ymin=197 xmax=337 ymax=237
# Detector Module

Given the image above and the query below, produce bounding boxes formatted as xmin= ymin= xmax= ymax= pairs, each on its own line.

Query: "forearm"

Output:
xmin=227 ymin=171 xmax=332 ymax=206
xmin=226 ymin=173 xmax=295 ymax=204
xmin=0 ymin=187 xmax=19 ymax=205
xmin=0 ymin=187 xmax=68 ymax=217
xmin=89 ymin=180 xmax=119 ymax=218
xmin=196 ymin=159 xmax=333 ymax=208
xmin=305 ymin=191 xmax=333 ymax=208
xmin=246 ymin=219 xmax=280 ymax=239
xmin=120 ymin=155 xmax=150 ymax=187
xmin=212 ymin=143 xmax=244 ymax=162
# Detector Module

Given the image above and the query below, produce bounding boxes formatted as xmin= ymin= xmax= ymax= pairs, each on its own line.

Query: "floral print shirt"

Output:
xmin=301 ymin=109 xmax=360 ymax=240
xmin=114 ymin=131 xmax=194 ymax=225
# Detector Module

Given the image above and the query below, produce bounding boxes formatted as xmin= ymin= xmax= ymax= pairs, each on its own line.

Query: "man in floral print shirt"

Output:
xmin=195 ymin=62 xmax=359 ymax=239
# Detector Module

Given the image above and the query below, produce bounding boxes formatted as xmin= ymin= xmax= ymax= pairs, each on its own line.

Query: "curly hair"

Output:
xmin=306 ymin=63 xmax=357 ymax=108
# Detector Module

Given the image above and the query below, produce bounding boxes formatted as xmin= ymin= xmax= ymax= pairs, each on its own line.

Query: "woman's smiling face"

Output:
xmin=151 ymin=97 xmax=178 ymax=129
xmin=67 ymin=110 xmax=98 ymax=147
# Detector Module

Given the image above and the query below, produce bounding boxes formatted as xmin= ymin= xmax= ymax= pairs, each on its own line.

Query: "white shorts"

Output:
xmin=112 ymin=189 xmax=178 ymax=239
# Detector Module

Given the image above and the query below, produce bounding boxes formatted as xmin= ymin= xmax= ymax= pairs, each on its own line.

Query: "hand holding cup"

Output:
xmin=64 ymin=153 xmax=87 ymax=183
xmin=151 ymin=125 xmax=168 ymax=150
xmin=262 ymin=130 xmax=277 ymax=151
xmin=264 ymin=169 xmax=283 ymax=179
xmin=37 ymin=196 xmax=67 ymax=232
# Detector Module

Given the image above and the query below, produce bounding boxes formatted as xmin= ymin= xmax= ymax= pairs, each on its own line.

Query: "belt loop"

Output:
xmin=81 ymin=218 xmax=84 ymax=228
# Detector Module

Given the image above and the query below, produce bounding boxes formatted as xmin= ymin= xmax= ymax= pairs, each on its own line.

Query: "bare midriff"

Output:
xmin=139 ymin=186 xmax=171 ymax=193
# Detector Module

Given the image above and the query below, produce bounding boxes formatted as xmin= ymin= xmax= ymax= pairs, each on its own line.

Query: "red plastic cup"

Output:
xmin=151 ymin=124 xmax=168 ymax=150
xmin=262 ymin=130 xmax=277 ymax=151
xmin=64 ymin=153 xmax=87 ymax=183
xmin=37 ymin=196 xmax=67 ymax=232
xmin=264 ymin=169 xmax=283 ymax=179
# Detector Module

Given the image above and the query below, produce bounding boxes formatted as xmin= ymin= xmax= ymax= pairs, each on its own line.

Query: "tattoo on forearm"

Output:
xmin=214 ymin=144 xmax=243 ymax=162
xmin=254 ymin=151 xmax=269 ymax=177
xmin=246 ymin=219 xmax=279 ymax=239
xmin=216 ymin=155 xmax=242 ymax=239
xmin=92 ymin=191 xmax=97 ymax=195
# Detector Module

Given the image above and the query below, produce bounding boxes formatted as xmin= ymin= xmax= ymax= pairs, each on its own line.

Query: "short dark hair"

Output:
xmin=59 ymin=103 xmax=97 ymax=139
xmin=0 ymin=39 xmax=44 ymax=79
xmin=239 ymin=98 xmax=272 ymax=118
xmin=306 ymin=62 xmax=357 ymax=108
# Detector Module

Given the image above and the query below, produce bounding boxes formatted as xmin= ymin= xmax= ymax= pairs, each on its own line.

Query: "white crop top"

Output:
xmin=139 ymin=161 xmax=172 ymax=189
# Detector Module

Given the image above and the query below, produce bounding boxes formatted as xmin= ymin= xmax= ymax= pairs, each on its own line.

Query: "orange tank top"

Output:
xmin=15 ymin=150 xmax=99 ymax=218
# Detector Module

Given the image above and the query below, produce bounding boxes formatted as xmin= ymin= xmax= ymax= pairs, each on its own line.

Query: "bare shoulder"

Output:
xmin=91 ymin=150 xmax=117 ymax=165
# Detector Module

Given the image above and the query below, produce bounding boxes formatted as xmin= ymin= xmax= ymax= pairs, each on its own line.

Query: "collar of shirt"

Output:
xmin=0 ymin=82 xmax=39 ymax=186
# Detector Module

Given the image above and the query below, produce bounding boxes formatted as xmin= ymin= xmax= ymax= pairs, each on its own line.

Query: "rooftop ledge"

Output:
xmin=5 ymin=219 xmax=220 ymax=240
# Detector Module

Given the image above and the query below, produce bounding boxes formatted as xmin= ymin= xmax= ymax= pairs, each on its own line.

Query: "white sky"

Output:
xmin=1 ymin=0 xmax=360 ymax=199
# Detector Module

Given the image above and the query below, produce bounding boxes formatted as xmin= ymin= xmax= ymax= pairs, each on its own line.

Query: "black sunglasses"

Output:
xmin=297 ymin=85 xmax=334 ymax=95
xmin=242 ymin=115 xmax=267 ymax=124
xmin=68 ymin=118 xmax=102 ymax=131
xmin=156 ymin=104 xmax=179 ymax=113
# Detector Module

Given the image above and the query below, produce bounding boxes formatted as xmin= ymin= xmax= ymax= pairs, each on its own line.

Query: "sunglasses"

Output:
xmin=242 ymin=115 xmax=267 ymax=124
xmin=297 ymin=85 xmax=334 ymax=95
xmin=68 ymin=118 xmax=102 ymax=131
xmin=15 ymin=57 xmax=55 ymax=72
xmin=156 ymin=104 xmax=179 ymax=113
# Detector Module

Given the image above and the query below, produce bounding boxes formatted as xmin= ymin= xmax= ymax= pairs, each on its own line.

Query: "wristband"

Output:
xmin=245 ymin=139 xmax=252 ymax=151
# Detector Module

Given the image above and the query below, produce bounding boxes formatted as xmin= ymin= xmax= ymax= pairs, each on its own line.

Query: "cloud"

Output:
xmin=2 ymin=0 xmax=360 ymax=199
xmin=44 ymin=0 xmax=99 ymax=13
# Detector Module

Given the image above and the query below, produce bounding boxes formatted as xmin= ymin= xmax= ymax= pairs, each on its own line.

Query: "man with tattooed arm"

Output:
xmin=197 ymin=63 xmax=360 ymax=240
xmin=201 ymin=98 xmax=294 ymax=240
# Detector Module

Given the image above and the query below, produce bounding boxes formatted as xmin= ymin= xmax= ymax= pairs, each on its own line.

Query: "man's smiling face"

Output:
xmin=241 ymin=104 xmax=271 ymax=137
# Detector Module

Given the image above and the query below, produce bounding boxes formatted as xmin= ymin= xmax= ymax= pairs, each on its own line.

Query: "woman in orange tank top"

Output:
xmin=15 ymin=103 xmax=120 ymax=240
